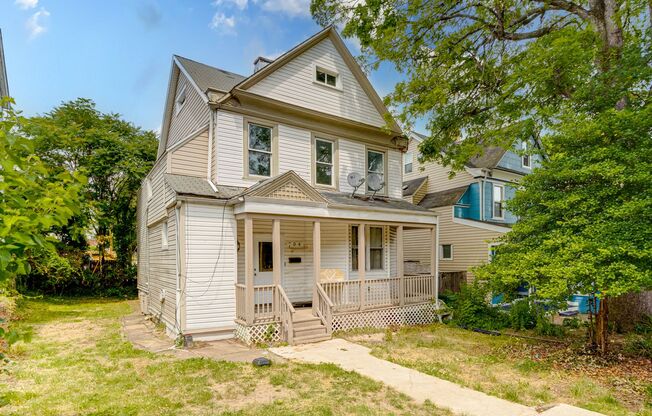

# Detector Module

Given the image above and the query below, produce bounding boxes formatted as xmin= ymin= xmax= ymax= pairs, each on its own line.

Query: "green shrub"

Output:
xmin=447 ymin=282 xmax=508 ymax=330
xmin=508 ymin=299 xmax=537 ymax=330
xmin=623 ymin=333 xmax=652 ymax=358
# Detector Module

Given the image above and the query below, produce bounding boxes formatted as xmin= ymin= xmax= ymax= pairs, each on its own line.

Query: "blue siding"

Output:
xmin=482 ymin=181 xmax=518 ymax=224
xmin=497 ymin=139 xmax=543 ymax=174
xmin=454 ymin=183 xmax=481 ymax=220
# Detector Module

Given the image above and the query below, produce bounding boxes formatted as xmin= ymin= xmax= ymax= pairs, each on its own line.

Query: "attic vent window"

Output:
xmin=315 ymin=67 xmax=338 ymax=88
xmin=175 ymin=85 xmax=187 ymax=115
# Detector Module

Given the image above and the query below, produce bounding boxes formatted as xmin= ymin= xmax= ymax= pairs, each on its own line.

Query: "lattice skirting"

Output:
xmin=332 ymin=303 xmax=439 ymax=332
xmin=234 ymin=321 xmax=281 ymax=345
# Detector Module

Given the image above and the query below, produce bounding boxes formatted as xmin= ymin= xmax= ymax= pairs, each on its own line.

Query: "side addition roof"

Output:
xmin=402 ymin=176 xmax=428 ymax=197
xmin=418 ymin=185 xmax=469 ymax=209
xmin=164 ymin=174 xmax=244 ymax=199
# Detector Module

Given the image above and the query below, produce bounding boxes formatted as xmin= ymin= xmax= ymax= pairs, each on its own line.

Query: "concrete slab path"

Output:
xmin=270 ymin=338 xmax=604 ymax=416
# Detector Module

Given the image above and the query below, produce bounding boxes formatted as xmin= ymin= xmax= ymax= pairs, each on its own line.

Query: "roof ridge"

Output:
xmin=174 ymin=54 xmax=247 ymax=79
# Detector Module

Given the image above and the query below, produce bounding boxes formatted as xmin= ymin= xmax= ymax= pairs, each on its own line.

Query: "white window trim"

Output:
xmin=175 ymin=85 xmax=187 ymax=116
xmin=161 ymin=221 xmax=169 ymax=250
xmin=491 ymin=183 xmax=505 ymax=220
xmin=521 ymin=141 xmax=531 ymax=169
xmin=349 ymin=225 xmax=386 ymax=272
xmin=313 ymin=137 xmax=336 ymax=188
xmin=440 ymin=244 xmax=453 ymax=261
xmin=313 ymin=64 xmax=342 ymax=91
xmin=243 ymin=118 xmax=277 ymax=179
xmin=365 ymin=147 xmax=387 ymax=196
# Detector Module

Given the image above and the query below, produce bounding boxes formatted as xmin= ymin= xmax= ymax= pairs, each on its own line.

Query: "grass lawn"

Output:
xmin=0 ymin=298 xmax=449 ymax=416
xmin=341 ymin=324 xmax=652 ymax=416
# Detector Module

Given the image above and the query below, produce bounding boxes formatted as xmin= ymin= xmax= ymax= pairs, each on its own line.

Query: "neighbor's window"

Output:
xmin=492 ymin=184 xmax=504 ymax=219
xmin=315 ymin=67 xmax=338 ymax=87
xmin=367 ymin=149 xmax=385 ymax=192
xmin=247 ymin=123 xmax=273 ymax=177
xmin=351 ymin=225 xmax=359 ymax=271
xmin=175 ymin=85 xmax=187 ymax=115
xmin=521 ymin=141 xmax=531 ymax=168
xmin=369 ymin=226 xmax=384 ymax=270
xmin=162 ymin=221 xmax=169 ymax=250
xmin=315 ymin=138 xmax=334 ymax=186
xmin=403 ymin=152 xmax=413 ymax=174
xmin=440 ymin=244 xmax=453 ymax=260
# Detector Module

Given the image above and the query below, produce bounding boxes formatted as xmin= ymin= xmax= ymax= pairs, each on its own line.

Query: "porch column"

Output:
xmin=272 ymin=219 xmax=282 ymax=318
xmin=244 ymin=216 xmax=254 ymax=324
xmin=358 ymin=223 xmax=366 ymax=310
xmin=312 ymin=220 xmax=321 ymax=313
xmin=434 ymin=225 xmax=440 ymax=305
xmin=397 ymin=225 xmax=404 ymax=306
xmin=430 ymin=227 xmax=437 ymax=300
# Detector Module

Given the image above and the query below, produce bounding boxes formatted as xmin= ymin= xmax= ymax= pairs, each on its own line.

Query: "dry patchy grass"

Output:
xmin=0 ymin=298 xmax=449 ymax=416
xmin=342 ymin=325 xmax=652 ymax=416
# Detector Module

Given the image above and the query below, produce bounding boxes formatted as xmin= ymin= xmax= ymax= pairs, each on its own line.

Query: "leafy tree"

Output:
xmin=0 ymin=98 xmax=84 ymax=283
xmin=23 ymin=98 xmax=157 ymax=283
xmin=312 ymin=1 xmax=652 ymax=351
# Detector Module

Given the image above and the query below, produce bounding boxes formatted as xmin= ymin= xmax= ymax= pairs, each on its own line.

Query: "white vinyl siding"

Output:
xmin=248 ymin=37 xmax=385 ymax=127
xmin=215 ymin=110 xmax=254 ymax=187
xmin=170 ymin=130 xmax=209 ymax=178
xmin=278 ymin=124 xmax=311 ymax=182
xmin=166 ymin=72 xmax=210 ymax=149
xmin=339 ymin=139 xmax=365 ymax=194
xmin=136 ymin=186 xmax=149 ymax=292
xmin=146 ymin=154 xmax=175 ymax=224
xmin=146 ymin=211 xmax=177 ymax=331
xmin=387 ymin=149 xmax=402 ymax=198
xmin=184 ymin=202 xmax=238 ymax=333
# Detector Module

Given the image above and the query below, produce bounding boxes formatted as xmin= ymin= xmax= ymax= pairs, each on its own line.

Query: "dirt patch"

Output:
xmin=37 ymin=319 xmax=105 ymax=347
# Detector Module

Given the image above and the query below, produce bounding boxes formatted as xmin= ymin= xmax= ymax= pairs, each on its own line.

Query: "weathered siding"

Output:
xmin=403 ymin=138 xmax=474 ymax=194
xmin=147 ymin=210 xmax=177 ymax=332
xmin=248 ymin=37 xmax=385 ymax=128
xmin=166 ymin=72 xmax=210 ymax=149
xmin=184 ymin=202 xmax=238 ymax=335
xmin=170 ymin=129 xmax=209 ymax=178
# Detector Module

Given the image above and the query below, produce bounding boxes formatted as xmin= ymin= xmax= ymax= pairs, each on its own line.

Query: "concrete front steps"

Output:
xmin=292 ymin=308 xmax=331 ymax=344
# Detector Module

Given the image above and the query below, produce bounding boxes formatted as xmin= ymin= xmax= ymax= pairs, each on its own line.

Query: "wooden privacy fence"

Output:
xmin=439 ymin=271 xmax=466 ymax=294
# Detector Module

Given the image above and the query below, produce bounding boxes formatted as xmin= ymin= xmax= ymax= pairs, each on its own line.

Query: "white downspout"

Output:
xmin=174 ymin=201 xmax=182 ymax=336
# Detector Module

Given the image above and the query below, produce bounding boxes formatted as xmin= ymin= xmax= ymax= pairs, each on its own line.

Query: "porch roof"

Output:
xmin=164 ymin=174 xmax=244 ymax=199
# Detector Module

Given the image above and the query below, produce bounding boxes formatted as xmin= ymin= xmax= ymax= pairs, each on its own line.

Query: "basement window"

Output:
xmin=315 ymin=67 xmax=339 ymax=88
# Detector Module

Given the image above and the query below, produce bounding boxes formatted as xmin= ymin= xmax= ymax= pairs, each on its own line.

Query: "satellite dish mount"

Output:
xmin=366 ymin=173 xmax=385 ymax=200
xmin=347 ymin=172 xmax=365 ymax=198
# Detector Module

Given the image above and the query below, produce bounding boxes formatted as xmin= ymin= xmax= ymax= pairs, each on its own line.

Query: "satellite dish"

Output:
xmin=347 ymin=172 xmax=365 ymax=197
xmin=367 ymin=173 xmax=385 ymax=200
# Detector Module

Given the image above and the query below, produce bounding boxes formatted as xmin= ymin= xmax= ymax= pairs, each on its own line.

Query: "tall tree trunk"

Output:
xmin=595 ymin=296 xmax=609 ymax=353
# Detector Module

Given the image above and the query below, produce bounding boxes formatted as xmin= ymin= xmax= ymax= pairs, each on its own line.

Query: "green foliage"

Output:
xmin=21 ymin=98 xmax=157 ymax=292
xmin=623 ymin=333 xmax=652 ymax=359
xmin=508 ymin=299 xmax=537 ymax=331
xmin=0 ymin=98 xmax=85 ymax=283
xmin=446 ymin=282 xmax=507 ymax=330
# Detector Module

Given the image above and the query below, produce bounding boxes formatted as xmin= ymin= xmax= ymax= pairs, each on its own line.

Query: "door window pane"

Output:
xmin=258 ymin=242 xmax=273 ymax=272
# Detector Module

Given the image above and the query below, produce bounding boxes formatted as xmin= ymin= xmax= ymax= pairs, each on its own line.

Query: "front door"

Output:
xmin=253 ymin=234 xmax=274 ymax=286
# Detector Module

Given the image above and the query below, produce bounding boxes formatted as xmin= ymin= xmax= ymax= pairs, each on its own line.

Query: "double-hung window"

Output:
xmin=367 ymin=149 xmax=385 ymax=192
xmin=521 ymin=141 xmax=531 ymax=168
xmin=350 ymin=225 xmax=384 ymax=271
xmin=247 ymin=123 xmax=273 ymax=177
xmin=403 ymin=152 xmax=413 ymax=174
xmin=492 ymin=184 xmax=504 ymax=219
xmin=314 ymin=138 xmax=334 ymax=186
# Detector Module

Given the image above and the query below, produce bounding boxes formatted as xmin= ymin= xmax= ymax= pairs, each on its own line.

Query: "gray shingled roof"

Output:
xmin=164 ymin=174 xmax=244 ymax=199
xmin=321 ymin=191 xmax=432 ymax=212
xmin=175 ymin=55 xmax=247 ymax=94
xmin=419 ymin=185 xmax=469 ymax=209
xmin=402 ymin=177 xmax=427 ymax=197
xmin=466 ymin=146 xmax=508 ymax=169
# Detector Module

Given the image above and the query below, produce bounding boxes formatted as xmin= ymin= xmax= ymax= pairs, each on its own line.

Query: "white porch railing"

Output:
xmin=320 ymin=275 xmax=435 ymax=313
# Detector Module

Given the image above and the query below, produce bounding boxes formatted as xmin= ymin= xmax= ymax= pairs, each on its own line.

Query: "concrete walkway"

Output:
xmin=270 ymin=339 xmax=603 ymax=416
xmin=121 ymin=310 xmax=269 ymax=363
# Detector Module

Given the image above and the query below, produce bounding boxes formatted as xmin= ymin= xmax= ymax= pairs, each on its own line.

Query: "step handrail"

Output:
xmin=315 ymin=283 xmax=334 ymax=335
xmin=276 ymin=285 xmax=295 ymax=343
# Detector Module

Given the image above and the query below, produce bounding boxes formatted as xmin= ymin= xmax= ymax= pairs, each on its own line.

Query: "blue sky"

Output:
xmin=1 ymin=0 xmax=405 ymax=133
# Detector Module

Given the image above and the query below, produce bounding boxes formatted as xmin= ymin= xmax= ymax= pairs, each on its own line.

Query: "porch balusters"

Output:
xmin=272 ymin=219 xmax=282 ymax=319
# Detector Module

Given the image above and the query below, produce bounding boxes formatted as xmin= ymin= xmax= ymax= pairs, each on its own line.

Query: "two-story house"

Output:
xmin=137 ymin=27 xmax=440 ymax=346
xmin=402 ymin=132 xmax=542 ymax=281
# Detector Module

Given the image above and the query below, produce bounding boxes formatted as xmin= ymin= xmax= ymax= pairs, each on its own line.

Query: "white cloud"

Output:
xmin=15 ymin=0 xmax=38 ymax=9
xmin=26 ymin=8 xmax=50 ymax=39
xmin=260 ymin=0 xmax=310 ymax=17
xmin=210 ymin=12 xmax=236 ymax=34
xmin=213 ymin=0 xmax=248 ymax=10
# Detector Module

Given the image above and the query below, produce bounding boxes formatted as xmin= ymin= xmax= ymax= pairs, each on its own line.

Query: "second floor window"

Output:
xmin=492 ymin=184 xmax=504 ymax=219
xmin=521 ymin=141 xmax=531 ymax=168
xmin=367 ymin=149 xmax=385 ymax=192
xmin=315 ymin=138 xmax=334 ymax=186
xmin=248 ymin=123 xmax=273 ymax=177
xmin=403 ymin=152 xmax=413 ymax=174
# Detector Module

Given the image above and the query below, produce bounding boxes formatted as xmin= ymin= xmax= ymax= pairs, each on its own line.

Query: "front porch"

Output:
xmin=233 ymin=215 xmax=440 ymax=345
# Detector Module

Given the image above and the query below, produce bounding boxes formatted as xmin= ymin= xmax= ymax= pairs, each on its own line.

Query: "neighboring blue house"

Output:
xmin=403 ymin=135 xmax=543 ymax=280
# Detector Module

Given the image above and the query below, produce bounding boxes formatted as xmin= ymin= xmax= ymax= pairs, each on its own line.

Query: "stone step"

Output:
xmin=294 ymin=324 xmax=328 ymax=338
xmin=293 ymin=333 xmax=332 ymax=345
